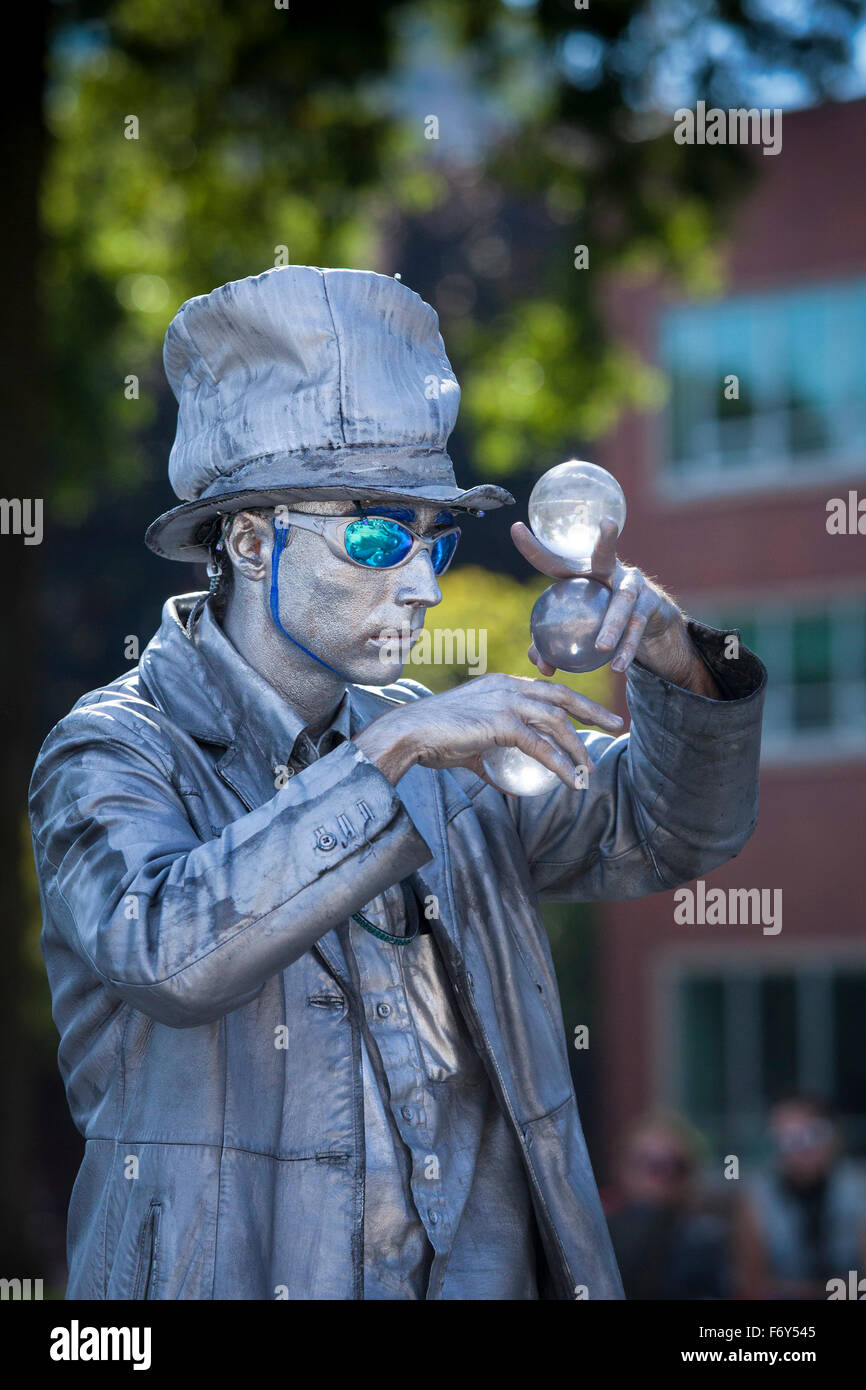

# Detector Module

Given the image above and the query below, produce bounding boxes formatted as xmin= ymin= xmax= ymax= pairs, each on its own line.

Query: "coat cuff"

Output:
xmin=684 ymin=619 xmax=767 ymax=703
xmin=284 ymin=736 xmax=435 ymax=878
xmin=631 ymin=619 xmax=767 ymax=715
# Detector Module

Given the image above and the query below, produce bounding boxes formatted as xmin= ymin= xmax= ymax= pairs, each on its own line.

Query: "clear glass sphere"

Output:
xmin=528 ymin=460 xmax=626 ymax=566
xmin=482 ymin=744 xmax=562 ymax=797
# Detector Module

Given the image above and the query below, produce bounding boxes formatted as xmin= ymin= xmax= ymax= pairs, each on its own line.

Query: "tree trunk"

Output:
xmin=0 ymin=0 xmax=49 ymax=1270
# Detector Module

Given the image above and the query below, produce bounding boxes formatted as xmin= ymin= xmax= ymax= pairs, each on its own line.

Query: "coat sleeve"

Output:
xmin=28 ymin=714 xmax=434 ymax=1029
xmin=506 ymin=622 xmax=767 ymax=901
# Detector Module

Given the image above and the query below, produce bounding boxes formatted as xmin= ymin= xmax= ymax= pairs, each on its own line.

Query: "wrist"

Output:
xmin=354 ymin=713 xmax=419 ymax=784
xmin=635 ymin=617 xmax=721 ymax=697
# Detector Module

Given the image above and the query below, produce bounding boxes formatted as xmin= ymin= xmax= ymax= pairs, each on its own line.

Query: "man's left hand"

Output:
xmin=511 ymin=518 xmax=721 ymax=699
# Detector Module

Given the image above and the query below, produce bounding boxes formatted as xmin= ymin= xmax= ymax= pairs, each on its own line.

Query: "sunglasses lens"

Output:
xmin=344 ymin=517 xmax=413 ymax=567
xmin=431 ymin=531 xmax=459 ymax=574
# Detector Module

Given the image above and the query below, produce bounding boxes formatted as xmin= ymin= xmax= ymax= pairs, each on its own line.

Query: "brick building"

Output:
xmin=595 ymin=96 xmax=866 ymax=1173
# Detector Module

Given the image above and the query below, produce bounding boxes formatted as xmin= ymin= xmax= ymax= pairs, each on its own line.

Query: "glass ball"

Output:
xmin=528 ymin=460 xmax=626 ymax=567
xmin=530 ymin=578 xmax=612 ymax=674
xmin=482 ymin=744 xmax=562 ymax=797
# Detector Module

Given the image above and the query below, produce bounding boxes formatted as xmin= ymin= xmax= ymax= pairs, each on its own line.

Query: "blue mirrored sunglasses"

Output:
xmin=274 ymin=511 xmax=461 ymax=575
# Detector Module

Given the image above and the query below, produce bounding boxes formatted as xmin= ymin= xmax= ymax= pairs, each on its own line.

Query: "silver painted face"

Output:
xmin=273 ymin=500 xmax=451 ymax=684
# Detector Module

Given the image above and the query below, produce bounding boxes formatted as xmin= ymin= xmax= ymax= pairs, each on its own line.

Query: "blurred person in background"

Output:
xmin=733 ymin=1095 xmax=866 ymax=1300
xmin=606 ymin=1111 xmax=730 ymax=1300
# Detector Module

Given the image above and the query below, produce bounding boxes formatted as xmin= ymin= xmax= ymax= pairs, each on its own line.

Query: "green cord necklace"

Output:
xmin=352 ymin=878 xmax=421 ymax=946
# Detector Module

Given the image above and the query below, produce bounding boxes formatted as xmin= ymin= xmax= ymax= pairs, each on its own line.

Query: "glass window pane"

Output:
xmin=792 ymin=683 xmax=833 ymax=729
xmin=793 ymin=614 xmax=830 ymax=681
xmin=679 ymin=977 xmax=726 ymax=1121
xmin=832 ymin=973 xmax=866 ymax=1129
xmin=660 ymin=279 xmax=866 ymax=480
xmin=736 ymin=619 xmax=758 ymax=654
xmin=760 ymin=975 xmax=798 ymax=1103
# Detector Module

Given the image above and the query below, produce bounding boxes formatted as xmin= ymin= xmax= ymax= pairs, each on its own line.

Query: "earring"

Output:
xmin=206 ymin=516 xmax=231 ymax=595
xmin=206 ymin=541 xmax=224 ymax=595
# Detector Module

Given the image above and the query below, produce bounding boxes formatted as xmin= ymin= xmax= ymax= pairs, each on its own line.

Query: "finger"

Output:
xmin=510 ymin=521 xmax=584 ymax=580
xmin=609 ymin=591 xmax=657 ymax=673
xmin=503 ymin=719 xmax=587 ymax=792
xmin=594 ymin=571 xmax=642 ymax=653
xmin=588 ymin=518 xmax=620 ymax=581
xmin=516 ymin=700 xmax=595 ymax=772
xmin=528 ymin=642 xmax=557 ymax=678
xmin=504 ymin=675 xmax=624 ymax=733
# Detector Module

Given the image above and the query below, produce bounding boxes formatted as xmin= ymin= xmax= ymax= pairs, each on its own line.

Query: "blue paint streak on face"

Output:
xmin=266 ymin=503 xmax=460 ymax=674
xmin=269 ymin=518 xmax=346 ymax=678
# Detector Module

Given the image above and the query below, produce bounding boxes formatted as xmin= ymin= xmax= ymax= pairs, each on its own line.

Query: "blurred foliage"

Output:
xmin=420 ymin=562 xmax=612 ymax=710
xmin=40 ymin=0 xmax=866 ymax=517
xmin=459 ymin=300 xmax=666 ymax=475
xmin=42 ymin=0 xmax=421 ymax=520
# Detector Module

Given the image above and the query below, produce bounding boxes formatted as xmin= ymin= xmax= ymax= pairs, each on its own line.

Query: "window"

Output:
xmin=659 ymin=279 xmax=866 ymax=493
xmin=702 ymin=597 xmax=866 ymax=760
xmin=669 ymin=961 xmax=866 ymax=1160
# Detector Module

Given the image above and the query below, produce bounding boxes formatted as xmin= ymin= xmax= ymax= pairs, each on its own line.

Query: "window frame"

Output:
xmin=654 ymin=943 xmax=866 ymax=1161
xmin=656 ymin=277 xmax=866 ymax=502
xmin=687 ymin=592 xmax=866 ymax=764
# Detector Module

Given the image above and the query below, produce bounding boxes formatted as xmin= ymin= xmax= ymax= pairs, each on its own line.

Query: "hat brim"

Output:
xmin=145 ymin=481 xmax=516 ymax=563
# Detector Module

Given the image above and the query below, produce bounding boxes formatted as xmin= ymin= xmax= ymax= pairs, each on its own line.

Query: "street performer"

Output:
xmin=29 ymin=266 xmax=766 ymax=1300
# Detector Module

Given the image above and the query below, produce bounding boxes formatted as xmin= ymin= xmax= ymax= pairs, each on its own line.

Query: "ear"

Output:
xmin=224 ymin=510 xmax=276 ymax=582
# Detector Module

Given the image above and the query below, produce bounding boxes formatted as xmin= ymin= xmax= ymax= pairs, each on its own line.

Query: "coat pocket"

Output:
xmin=132 ymin=1200 xmax=162 ymax=1300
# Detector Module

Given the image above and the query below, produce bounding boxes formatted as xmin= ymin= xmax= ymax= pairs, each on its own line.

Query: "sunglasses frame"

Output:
xmin=273 ymin=509 xmax=462 ymax=575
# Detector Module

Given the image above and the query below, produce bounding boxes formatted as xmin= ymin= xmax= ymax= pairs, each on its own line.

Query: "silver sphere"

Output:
xmin=530 ymin=579 xmax=612 ymax=674
xmin=482 ymin=744 xmax=562 ymax=797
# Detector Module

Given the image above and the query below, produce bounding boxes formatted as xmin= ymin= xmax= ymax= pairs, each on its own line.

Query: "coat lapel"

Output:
xmin=141 ymin=599 xmax=465 ymax=984
xmin=347 ymin=686 xmax=466 ymax=965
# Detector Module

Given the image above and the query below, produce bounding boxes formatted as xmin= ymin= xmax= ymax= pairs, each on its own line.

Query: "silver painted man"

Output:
xmin=29 ymin=266 xmax=766 ymax=1300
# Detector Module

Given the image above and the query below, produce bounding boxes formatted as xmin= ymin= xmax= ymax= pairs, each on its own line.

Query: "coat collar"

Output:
xmin=140 ymin=592 xmax=355 ymax=762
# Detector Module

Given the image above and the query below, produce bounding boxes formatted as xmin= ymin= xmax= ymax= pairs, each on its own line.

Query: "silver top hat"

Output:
xmin=145 ymin=265 xmax=514 ymax=563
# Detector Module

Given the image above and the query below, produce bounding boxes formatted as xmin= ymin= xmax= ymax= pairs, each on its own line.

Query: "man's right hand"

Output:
xmin=352 ymin=674 xmax=624 ymax=795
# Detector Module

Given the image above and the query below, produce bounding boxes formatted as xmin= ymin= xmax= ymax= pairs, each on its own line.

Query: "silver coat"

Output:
xmin=28 ymin=595 xmax=766 ymax=1300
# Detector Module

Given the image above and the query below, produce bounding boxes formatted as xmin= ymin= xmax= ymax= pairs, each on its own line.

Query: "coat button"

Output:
xmin=401 ymin=1105 xmax=413 ymax=1121
xmin=376 ymin=1002 xmax=391 ymax=1019
xmin=314 ymin=828 xmax=337 ymax=851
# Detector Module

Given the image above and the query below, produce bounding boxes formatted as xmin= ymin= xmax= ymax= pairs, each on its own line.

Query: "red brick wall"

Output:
xmin=590 ymin=98 xmax=866 ymax=1175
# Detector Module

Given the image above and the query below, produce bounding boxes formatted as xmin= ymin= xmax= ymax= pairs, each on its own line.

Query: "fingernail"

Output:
xmin=611 ymin=657 xmax=627 ymax=671
xmin=612 ymin=714 xmax=624 ymax=724
xmin=574 ymin=765 xmax=590 ymax=788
